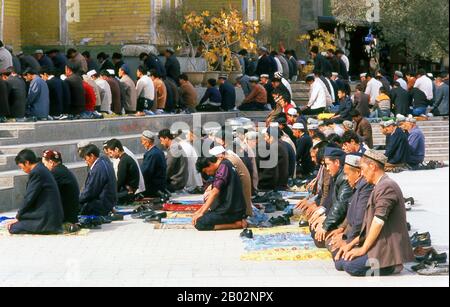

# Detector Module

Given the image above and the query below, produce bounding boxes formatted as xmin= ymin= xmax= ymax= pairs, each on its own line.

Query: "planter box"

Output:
xmin=184 ymin=72 xmax=205 ymax=86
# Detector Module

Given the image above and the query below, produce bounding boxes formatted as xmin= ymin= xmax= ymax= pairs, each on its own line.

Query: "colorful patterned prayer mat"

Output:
xmin=161 ymin=218 xmax=193 ymax=225
xmin=153 ymin=223 xmax=196 ymax=230
xmin=241 ymin=247 xmax=332 ymax=261
xmin=241 ymin=225 xmax=331 ymax=261
xmin=163 ymin=204 xmax=203 ymax=212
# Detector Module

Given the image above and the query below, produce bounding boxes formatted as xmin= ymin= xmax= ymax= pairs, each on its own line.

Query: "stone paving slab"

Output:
xmin=0 ymin=168 xmax=448 ymax=287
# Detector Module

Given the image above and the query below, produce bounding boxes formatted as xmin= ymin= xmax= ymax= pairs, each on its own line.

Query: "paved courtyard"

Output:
xmin=0 ymin=168 xmax=448 ymax=287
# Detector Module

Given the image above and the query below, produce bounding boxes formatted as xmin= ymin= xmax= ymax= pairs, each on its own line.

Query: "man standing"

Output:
xmin=158 ymin=129 xmax=189 ymax=193
xmin=391 ymin=81 xmax=411 ymax=116
xmin=218 ymin=75 xmax=236 ymax=111
xmin=65 ymin=63 xmax=86 ymax=116
xmin=7 ymin=150 xmax=63 ymax=235
xmin=193 ymin=156 xmax=247 ymax=231
xmin=164 ymin=48 xmax=181 ymax=82
xmin=432 ymin=73 xmax=449 ymax=116
xmin=141 ymin=131 xmax=167 ymax=197
xmin=335 ymin=149 xmax=414 ymax=276
xmin=351 ymin=110 xmax=373 ymax=149
xmin=23 ymin=68 xmax=50 ymax=119
xmin=292 ymin=123 xmax=314 ymax=178
xmin=1 ymin=67 xmax=27 ymax=119
xmin=104 ymin=139 xmax=140 ymax=205
xmin=118 ymin=64 xmax=137 ymax=114
xmin=285 ymin=50 xmax=298 ymax=82
xmin=79 ymin=144 xmax=117 ymax=216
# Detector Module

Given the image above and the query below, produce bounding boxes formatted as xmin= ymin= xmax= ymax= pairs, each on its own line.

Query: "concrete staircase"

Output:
xmin=372 ymin=119 xmax=449 ymax=162
xmin=0 ymin=112 xmax=238 ymax=212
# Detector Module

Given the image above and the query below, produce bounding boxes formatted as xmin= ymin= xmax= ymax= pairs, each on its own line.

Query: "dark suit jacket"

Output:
xmin=219 ymin=81 xmax=236 ymax=111
xmin=16 ymin=163 xmax=64 ymax=234
xmin=65 ymin=74 xmax=86 ymax=115
xmin=47 ymin=77 xmax=64 ymax=116
xmin=165 ymin=55 xmax=180 ymax=81
xmin=142 ymin=146 xmax=167 ymax=197
xmin=52 ymin=164 xmax=80 ymax=224
xmin=391 ymin=87 xmax=411 ymax=116
xmin=0 ymin=79 xmax=9 ymax=117
xmin=106 ymin=78 xmax=121 ymax=114
xmin=256 ymin=55 xmax=276 ymax=78
xmin=314 ymin=54 xmax=332 ymax=76
xmin=6 ymin=76 xmax=27 ymax=118
xmin=79 ymin=157 xmax=117 ymax=216
xmin=354 ymin=92 xmax=371 ymax=118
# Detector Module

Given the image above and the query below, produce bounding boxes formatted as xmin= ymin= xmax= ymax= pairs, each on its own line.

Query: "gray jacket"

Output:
xmin=434 ymin=83 xmax=449 ymax=115
xmin=166 ymin=141 xmax=189 ymax=192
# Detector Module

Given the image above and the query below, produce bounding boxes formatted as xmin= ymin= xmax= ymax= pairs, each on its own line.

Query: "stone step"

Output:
xmin=0 ymin=133 xmax=146 ymax=172
xmin=0 ymin=112 xmax=238 ymax=146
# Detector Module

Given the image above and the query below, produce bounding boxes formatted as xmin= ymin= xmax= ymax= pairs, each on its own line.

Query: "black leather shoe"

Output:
xmin=143 ymin=211 xmax=167 ymax=223
xmin=108 ymin=212 xmax=124 ymax=221
xmin=419 ymin=251 xmax=448 ymax=264
xmin=411 ymin=260 xmax=435 ymax=272
xmin=131 ymin=210 xmax=155 ymax=219
xmin=240 ymin=229 xmax=254 ymax=239
xmin=299 ymin=220 xmax=309 ymax=228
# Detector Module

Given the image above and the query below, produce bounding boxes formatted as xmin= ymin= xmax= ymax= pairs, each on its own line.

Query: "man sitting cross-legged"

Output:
xmin=193 ymin=156 xmax=247 ymax=231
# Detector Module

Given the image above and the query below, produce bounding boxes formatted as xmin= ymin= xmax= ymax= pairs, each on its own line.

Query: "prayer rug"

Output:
xmin=153 ymin=223 xmax=196 ymax=230
xmin=163 ymin=204 xmax=203 ymax=212
xmin=161 ymin=218 xmax=193 ymax=224
xmin=241 ymin=226 xmax=331 ymax=261
xmin=0 ymin=228 xmax=90 ymax=237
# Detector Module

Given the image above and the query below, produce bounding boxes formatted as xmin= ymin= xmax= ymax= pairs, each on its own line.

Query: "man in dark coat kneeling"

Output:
xmin=7 ymin=149 xmax=64 ymax=235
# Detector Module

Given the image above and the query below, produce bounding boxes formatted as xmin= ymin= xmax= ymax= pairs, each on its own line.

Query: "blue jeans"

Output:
xmin=335 ymin=255 xmax=397 ymax=277
xmin=412 ymin=107 xmax=427 ymax=116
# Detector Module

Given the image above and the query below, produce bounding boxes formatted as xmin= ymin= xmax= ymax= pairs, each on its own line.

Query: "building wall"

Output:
xmin=66 ymin=0 xmax=152 ymax=46
xmin=1 ymin=0 xmax=21 ymax=50
xmin=20 ymin=0 xmax=60 ymax=47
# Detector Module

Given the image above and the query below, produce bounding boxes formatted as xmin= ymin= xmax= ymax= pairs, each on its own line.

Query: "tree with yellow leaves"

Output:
xmin=298 ymin=29 xmax=337 ymax=54
xmin=183 ymin=8 xmax=260 ymax=72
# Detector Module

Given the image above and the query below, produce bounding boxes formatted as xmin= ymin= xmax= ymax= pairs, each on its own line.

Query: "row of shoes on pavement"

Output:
xmin=77 ymin=212 xmax=124 ymax=230
xmin=131 ymin=207 xmax=167 ymax=223
xmin=410 ymin=232 xmax=448 ymax=276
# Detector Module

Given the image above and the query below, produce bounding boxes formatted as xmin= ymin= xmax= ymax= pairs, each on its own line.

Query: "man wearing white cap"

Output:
xmin=292 ymin=123 xmax=314 ymax=178
xmin=414 ymin=69 xmax=434 ymax=101
xmin=403 ymin=117 xmax=425 ymax=168
xmin=141 ymin=130 xmax=167 ymax=197
xmin=33 ymin=49 xmax=54 ymax=69
xmin=329 ymin=154 xmax=373 ymax=257
xmin=393 ymin=71 xmax=407 ymax=91
xmin=380 ymin=120 xmax=410 ymax=171
xmin=88 ymin=70 xmax=112 ymax=114
xmin=286 ymin=108 xmax=298 ymax=126
xmin=359 ymin=73 xmax=368 ymax=92
xmin=274 ymin=71 xmax=293 ymax=98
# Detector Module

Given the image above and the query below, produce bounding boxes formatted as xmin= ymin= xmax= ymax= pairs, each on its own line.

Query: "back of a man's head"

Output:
xmin=15 ymin=149 xmax=38 ymax=165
